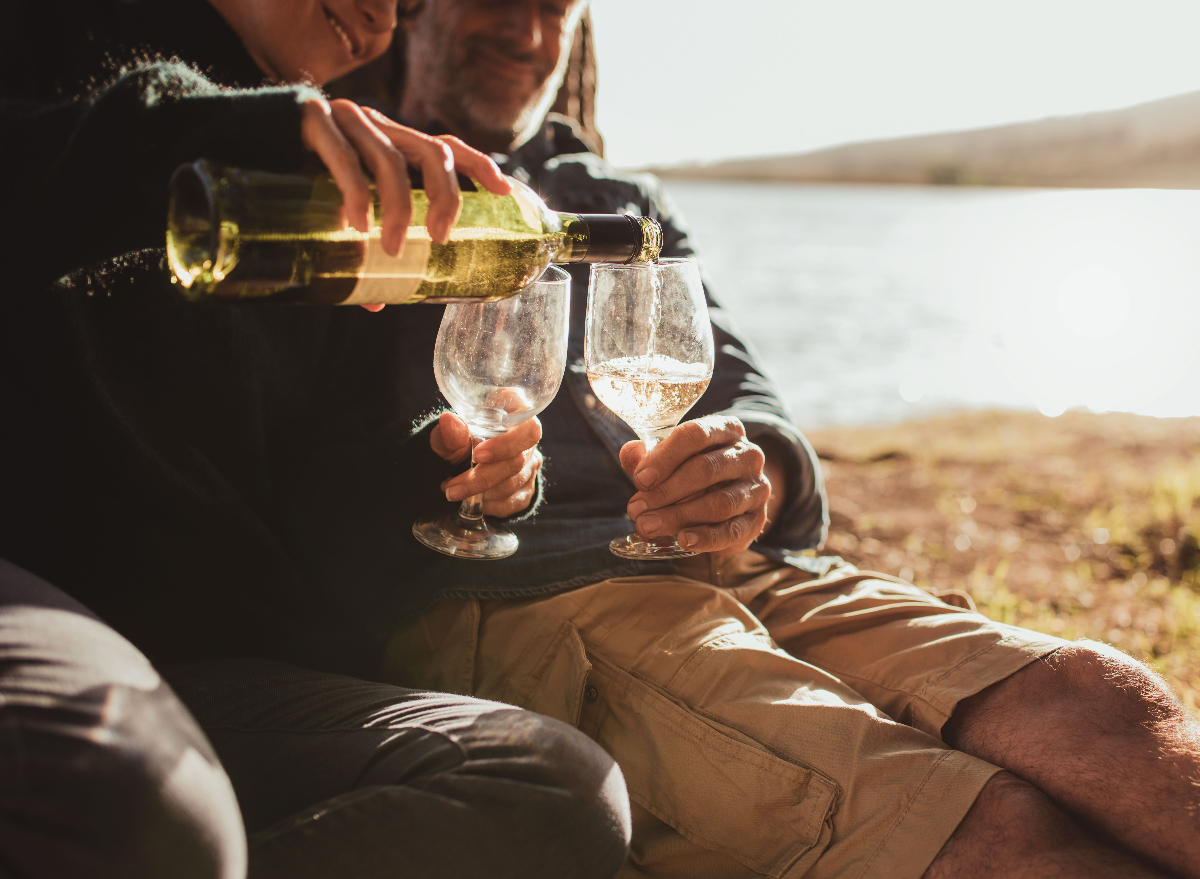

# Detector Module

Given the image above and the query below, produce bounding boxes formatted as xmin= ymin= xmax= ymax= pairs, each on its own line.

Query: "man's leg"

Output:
xmin=0 ymin=557 xmax=246 ymax=879
xmin=944 ymin=641 xmax=1200 ymax=879
xmin=166 ymin=659 xmax=631 ymax=879
xmin=385 ymin=580 xmax=1003 ymax=879
xmin=923 ymin=772 xmax=1171 ymax=878
xmin=722 ymin=552 xmax=1196 ymax=878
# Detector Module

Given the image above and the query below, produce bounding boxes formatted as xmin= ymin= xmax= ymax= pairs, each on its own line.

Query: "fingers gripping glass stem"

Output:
xmin=453 ymin=436 xmax=489 ymax=529
xmin=412 ymin=267 xmax=569 ymax=560
xmin=585 ymin=259 xmax=715 ymax=560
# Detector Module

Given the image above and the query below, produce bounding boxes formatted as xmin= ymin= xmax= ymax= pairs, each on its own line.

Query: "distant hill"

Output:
xmin=651 ymin=91 xmax=1200 ymax=188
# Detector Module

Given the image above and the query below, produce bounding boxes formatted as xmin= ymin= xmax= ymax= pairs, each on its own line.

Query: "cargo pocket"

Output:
xmin=498 ymin=619 xmax=593 ymax=728
xmin=581 ymin=650 xmax=839 ymax=879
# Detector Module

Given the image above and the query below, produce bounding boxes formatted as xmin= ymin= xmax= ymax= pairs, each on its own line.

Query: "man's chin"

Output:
xmin=455 ymin=101 xmax=535 ymax=151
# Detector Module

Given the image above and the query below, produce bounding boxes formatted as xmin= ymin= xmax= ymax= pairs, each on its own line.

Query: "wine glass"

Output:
xmin=412 ymin=266 xmax=570 ymax=559
xmin=585 ymin=258 xmax=715 ymax=559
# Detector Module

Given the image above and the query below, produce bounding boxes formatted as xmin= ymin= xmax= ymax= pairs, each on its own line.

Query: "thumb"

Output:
xmin=618 ymin=440 xmax=647 ymax=476
xmin=431 ymin=412 xmax=472 ymax=463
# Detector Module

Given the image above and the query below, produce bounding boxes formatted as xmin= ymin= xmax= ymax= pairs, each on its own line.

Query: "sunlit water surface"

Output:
xmin=663 ymin=180 xmax=1200 ymax=429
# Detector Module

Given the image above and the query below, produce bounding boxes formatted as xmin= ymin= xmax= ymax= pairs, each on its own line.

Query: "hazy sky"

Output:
xmin=588 ymin=0 xmax=1200 ymax=169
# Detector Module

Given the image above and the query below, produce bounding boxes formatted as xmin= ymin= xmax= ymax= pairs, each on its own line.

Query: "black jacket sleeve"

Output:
xmin=2 ymin=62 xmax=319 ymax=290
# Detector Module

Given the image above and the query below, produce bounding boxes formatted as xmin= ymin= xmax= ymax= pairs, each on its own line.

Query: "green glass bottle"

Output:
xmin=166 ymin=160 xmax=662 ymax=304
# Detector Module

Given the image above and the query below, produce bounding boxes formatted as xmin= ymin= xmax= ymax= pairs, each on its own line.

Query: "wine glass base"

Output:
xmin=412 ymin=517 xmax=518 ymax=560
xmin=608 ymin=533 xmax=699 ymax=560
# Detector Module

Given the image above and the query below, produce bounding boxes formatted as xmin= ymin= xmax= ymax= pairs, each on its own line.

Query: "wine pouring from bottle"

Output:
xmin=585 ymin=258 xmax=715 ymax=560
xmin=166 ymin=160 xmax=662 ymax=305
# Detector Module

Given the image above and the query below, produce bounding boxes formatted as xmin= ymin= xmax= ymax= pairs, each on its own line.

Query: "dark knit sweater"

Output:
xmin=0 ymin=0 xmax=459 ymax=675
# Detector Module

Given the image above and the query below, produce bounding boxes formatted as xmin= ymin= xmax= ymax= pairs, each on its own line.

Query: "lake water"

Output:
xmin=662 ymin=180 xmax=1200 ymax=429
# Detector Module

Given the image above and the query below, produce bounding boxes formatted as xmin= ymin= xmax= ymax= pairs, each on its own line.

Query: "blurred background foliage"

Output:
xmin=808 ymin=410 xmax=1200 ymax=711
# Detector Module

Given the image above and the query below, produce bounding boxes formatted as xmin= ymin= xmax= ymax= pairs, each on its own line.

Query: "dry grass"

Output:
xmin=807 ymin=409 xmax=1200 ymax=713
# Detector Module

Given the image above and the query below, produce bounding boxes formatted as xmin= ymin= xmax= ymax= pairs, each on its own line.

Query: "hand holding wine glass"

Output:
xmin=585 ymin=258 xmax=715 ymax=559
xmin=413 ymin=266 xmax=570 ymax=559
xmin=429 ymin=413 xmax=543 ymax=519
xmin=618 ymin=414 xmax=777 ymax=557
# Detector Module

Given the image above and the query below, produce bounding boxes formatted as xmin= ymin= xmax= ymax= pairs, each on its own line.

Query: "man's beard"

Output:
xmin=409 ymin=25 xmax=572 ymax=152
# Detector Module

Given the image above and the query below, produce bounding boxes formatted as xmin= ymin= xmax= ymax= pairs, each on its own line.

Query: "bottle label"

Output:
xmin=510 ymin=182 xmax=545 ymax=232
xmin=342 ymin=236 xmax=431 ymax=305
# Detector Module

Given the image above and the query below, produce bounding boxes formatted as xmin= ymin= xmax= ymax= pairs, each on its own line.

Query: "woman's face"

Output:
xmin=229 ymin=0 xmax=398 ymax=85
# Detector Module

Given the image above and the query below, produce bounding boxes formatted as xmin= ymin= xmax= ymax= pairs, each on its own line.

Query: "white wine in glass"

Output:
xmin=412 ymin=266 xmax=570 ymax=559
xmin=585 ymin=258 xmax=714 ymax=559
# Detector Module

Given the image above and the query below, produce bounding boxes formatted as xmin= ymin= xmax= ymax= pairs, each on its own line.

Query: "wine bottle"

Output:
xmin=166 ymin=160 xmax=662 ymax=305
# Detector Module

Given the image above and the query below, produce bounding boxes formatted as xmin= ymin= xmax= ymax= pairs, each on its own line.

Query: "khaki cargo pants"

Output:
xmin=383 ymin=552 xmax=1067 ymax=879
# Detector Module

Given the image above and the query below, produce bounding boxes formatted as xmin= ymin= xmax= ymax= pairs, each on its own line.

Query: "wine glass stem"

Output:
xmin=638 ymin=425 xmax=677 ymax=453
xmin=455 ymin=436 xmax=488 ymax=532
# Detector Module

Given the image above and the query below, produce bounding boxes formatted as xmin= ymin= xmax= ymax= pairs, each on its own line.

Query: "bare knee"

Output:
xmin=1047 ymin=643 xmax=1183 ymax=720
xmin=947 ymin=641 xmax=1188 ymax=752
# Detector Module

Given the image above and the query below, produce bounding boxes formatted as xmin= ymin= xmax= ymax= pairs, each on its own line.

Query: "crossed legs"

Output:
xmin=387 ymin=554 xmax=1200 ymax=878
xmin=929 ymin=642 xmax=1200 ymax=879
xmin=745 ymin=557 xmax=1200 ymax=879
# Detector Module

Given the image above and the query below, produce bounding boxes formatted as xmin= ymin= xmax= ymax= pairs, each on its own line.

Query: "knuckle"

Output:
xmin=744 ymin=442 xmax=766 ymax=470
xmin=727 ymin=516 xmax=749 ymax=542
xmin=716 ymin=486 xmax=741 ymax=514
xmin=752 ymin=475 xmax=771 ymax=500
xmin=679 ymin=420 xmax=707 ymax=446
xmin=382 ymin=146 xmax=409 ymax=174
xmin=700 ymin=451 xmax=724 ymax=480
xmin=419 ymin=136 xmax=451 ymax=163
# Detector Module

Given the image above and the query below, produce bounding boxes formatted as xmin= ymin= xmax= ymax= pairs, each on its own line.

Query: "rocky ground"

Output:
xmin=805 ymin=409 xmax=1200 ymax=712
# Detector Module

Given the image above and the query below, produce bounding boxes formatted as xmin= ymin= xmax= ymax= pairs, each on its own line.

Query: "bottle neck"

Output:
xmin=553 ymin=213 xmax=663 ymax=264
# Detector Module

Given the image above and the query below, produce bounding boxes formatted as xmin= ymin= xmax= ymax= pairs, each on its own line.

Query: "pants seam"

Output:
xmin=853 ymin=749 xmax=954 ymax=879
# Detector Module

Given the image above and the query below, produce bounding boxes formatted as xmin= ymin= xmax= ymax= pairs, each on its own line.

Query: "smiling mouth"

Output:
xmin=323 ymin=7 xmax=358 ymax=57
xmin=475 ymin=45 xmax=541 ymax=82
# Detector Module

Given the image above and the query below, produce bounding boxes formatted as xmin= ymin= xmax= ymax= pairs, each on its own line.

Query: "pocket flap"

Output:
xmin=584 ymin=651 xmax=838 ymax=879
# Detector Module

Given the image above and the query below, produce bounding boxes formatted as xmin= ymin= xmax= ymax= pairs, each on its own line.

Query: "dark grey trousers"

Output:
xmin=0 ymin=557 xmax=630 ymax=879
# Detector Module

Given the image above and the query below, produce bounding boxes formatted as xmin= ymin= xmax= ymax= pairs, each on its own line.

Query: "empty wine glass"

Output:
xmin=585 ymin=258 xmax=715 ymax=559
xmin=413 ymin=266 xmax=570 ymax=559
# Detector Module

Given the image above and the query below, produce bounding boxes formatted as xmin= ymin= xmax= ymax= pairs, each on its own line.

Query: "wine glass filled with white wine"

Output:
xmin=413 ymin=266 xmax=570 ymax=559
xmin=585 ymin=258 xmax=714 ymax=559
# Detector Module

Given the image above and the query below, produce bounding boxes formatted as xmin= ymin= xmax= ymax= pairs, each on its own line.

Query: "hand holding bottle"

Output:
xmin=167 ymin=160 xmax=661 ymax=305
xmin=299 ymin=97 xmax=512 ymax=256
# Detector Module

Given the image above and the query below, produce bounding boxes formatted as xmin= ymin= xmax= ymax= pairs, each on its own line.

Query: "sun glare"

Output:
xmin=942 ymin=190 xmax=1200 ymax=418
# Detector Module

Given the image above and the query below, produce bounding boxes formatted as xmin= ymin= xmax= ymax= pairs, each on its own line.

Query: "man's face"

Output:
xmin=403 ymin=0 xmax=587 ymax=153
xmin=233 ymin=0 xmax=399 ymax=85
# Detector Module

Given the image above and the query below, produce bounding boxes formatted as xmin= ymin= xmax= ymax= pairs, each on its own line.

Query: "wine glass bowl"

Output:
xmin=585 ymin=258 xmax=715 ymax=559
xmin=413 ymin=266 xmax=570 ymax=559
